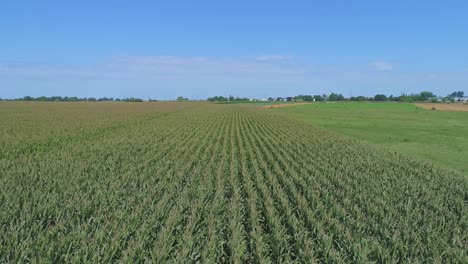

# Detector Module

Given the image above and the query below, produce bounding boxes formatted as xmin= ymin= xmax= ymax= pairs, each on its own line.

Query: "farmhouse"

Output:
xmin=453 ymin=96 xmax=468 ymax=102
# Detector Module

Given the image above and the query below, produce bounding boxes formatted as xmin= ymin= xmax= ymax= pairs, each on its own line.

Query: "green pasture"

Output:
xmin=278 ymin=102 xmax=468 ymax=175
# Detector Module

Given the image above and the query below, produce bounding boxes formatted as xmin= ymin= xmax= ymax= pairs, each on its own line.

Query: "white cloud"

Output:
xmin=369 ymin=61 xmax=397 ymax=71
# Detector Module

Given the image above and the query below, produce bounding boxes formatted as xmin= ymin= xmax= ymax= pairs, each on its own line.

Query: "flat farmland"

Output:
xmin=1 ymin=102 xmax=467 ymax=262
xmin=278 ymin=102 xmax=468 ymax=175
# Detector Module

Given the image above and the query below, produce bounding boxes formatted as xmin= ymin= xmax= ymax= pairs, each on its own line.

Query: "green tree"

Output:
xmin=313 ymin=95 xmax=324 ymax=101
xmin=420 ymin=91 xmax=436 ymax=101
xmin=374 ymin=94 xmax=388 ymax=101
xmin=328 ymin=93 xmax=345 ymax=101
xmin=450 ymin=91 xmax=464 ymax=98
xmin=350 ymin=96 xmax=367 ymax=101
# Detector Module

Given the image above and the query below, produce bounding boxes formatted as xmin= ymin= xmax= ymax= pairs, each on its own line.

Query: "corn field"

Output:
xmin=0 ymin=102 xmax=467 ymax=262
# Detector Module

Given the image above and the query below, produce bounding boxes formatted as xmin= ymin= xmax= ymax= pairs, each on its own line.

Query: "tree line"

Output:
xmin=1 ymin=91 xmax=465 ymax=102
xmin=354 ymin=91 xmax=464 ymax=102
xmin=207 ymin=91 xmax=465 ymax=102
xmin=0 ymin=96 xmax=145 ymax=102
xmin=291 ymin=91 xmax=465 ymax=102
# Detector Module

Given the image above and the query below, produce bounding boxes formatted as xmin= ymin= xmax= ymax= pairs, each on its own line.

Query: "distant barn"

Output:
xmin=453 ymin=96 xmax=468 ymax=102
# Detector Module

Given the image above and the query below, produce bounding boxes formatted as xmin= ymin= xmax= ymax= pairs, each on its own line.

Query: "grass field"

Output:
xmin=1 ymin=102 xmax=467 ymax=262
xmin=277 ymin=102 xmax=468 ymax=175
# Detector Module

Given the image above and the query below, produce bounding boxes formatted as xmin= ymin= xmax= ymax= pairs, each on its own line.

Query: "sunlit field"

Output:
xmin=1 ymin=102 xmax=466 ymax=262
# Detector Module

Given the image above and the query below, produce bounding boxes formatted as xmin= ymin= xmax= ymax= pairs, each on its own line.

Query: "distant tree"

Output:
xmin=177 ymin=96 xmax=188 ymax=101
xmin=328 ymin=93 xmax=345 ymax=101
xmin=327 ymin=93 xmax=337 ymax=101
xmin=124 ymin=98 xmax=143 ymax=102
xmin=420 ymin=91 xmax=436 ymax=101
xmin=420 ymin=91 xmax=435 ymax=98
xmin=392 ymin=92 xmax=436 ymax=102
xmin=313 ymin=95 xmax=323 ymax=101
xmin=374 ymin=94 xmax=388 ymax=101
xmin=50 ymin=96 xmax=63 ymax=101
xmin=87 ymin=97 xmax=97 ymax=102
xmin=207 ymin=96 xmax=228 ymax=102
xmin=450 ymin=91 xmax=464 ymax=98
xmin=399 ymin=94 xmax=414 ymax=102
xmin=350 ymin=96 xmax=367 ymax=101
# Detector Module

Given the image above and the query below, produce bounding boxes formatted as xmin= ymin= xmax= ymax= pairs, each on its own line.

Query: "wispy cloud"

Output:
xmin=2 ymin=57 xmax=466 ymax=99
xmin=0 ymin=55 xmax=305 ymax=80
xmin=255 ymin=55 xmax=292 ymax=62
xmin=369 ymin=61 xmax=397 ymax=71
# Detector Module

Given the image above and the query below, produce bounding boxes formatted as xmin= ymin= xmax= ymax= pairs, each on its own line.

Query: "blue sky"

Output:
xmin=1 ymin=1 xmax=467 ymax=99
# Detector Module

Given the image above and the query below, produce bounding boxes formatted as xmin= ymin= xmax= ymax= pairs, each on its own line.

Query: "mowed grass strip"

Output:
xmin=277 ymin=102 xmax=468 ymax=175
xmin=0 ymin=102 xmax=467 ymax=262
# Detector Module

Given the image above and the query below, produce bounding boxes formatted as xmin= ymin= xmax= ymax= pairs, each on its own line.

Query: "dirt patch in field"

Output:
xmin=263 ymin=103 xmax=312 ymax=109
xmin=415 ymin=103 xmax=468 ymax=112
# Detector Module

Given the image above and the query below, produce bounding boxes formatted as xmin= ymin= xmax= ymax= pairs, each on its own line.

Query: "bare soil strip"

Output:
xmin=415 ymin=103 xmax=468 ymax=112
